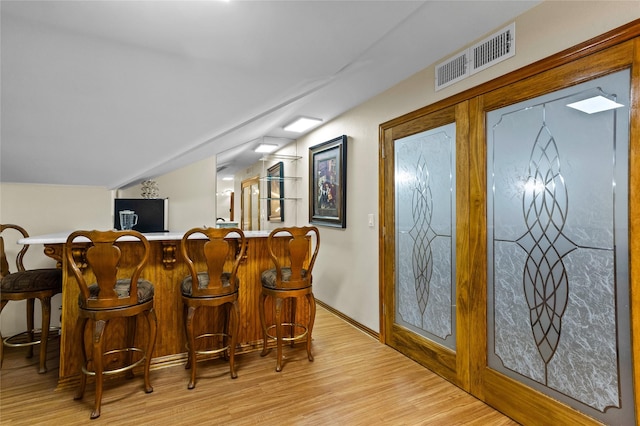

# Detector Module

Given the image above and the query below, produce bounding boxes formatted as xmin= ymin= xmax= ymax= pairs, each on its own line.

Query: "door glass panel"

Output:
xmin=394 ymin=123 xmax=456 ymax=350
xmin=486 ymin=70 xmax=633 ymax=424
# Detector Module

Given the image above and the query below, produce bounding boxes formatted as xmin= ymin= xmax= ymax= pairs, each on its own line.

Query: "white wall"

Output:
xmin=0 ymin=183 xmax=112 ymax=335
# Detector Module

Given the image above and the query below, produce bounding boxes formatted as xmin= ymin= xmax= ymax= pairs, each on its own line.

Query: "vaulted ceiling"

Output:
xmin=1 ymin=1 xmax=540 ymax=189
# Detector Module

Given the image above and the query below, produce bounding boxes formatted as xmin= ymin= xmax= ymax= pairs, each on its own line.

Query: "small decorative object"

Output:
xmin=267 ymin=162 xmax=284 ymax=222
xmin=309 ymin=135 xmax=347 ymax=228
xmin=141 ymin=180 xmax=159 ymax=199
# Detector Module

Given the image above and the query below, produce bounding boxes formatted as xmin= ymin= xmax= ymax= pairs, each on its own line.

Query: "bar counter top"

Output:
xmin=19 ymin=229 xmax=272 ymax=245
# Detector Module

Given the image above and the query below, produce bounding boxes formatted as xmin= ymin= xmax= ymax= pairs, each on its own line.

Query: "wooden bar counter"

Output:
xmin=20 ymin=230 xmax=300 ymax=388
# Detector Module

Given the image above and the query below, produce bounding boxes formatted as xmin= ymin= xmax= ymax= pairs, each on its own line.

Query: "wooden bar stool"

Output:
xmin=180 ymin=227 xmax=246 ymax=389
xmin=1 ymin=224 xmax=62 ymax=373
xmin=66 ymin=230 xmax=157 ymax=419
xmin=259 ymin=226 xmax=320 ymax=372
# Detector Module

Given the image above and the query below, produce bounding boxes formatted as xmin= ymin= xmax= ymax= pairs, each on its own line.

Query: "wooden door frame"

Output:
xmin=241 ymin=176 xmax=260 ymax=231
xmin=379 ymin=19 xmax=640 ymax=425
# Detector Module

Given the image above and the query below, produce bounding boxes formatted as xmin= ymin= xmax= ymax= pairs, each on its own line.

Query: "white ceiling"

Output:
xmin=0 ymin=0 xmax=540 ymax=189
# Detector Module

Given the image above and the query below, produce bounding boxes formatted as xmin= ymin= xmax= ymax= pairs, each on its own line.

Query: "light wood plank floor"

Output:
xmin=1 ymin=306 xmax=518 ymax=425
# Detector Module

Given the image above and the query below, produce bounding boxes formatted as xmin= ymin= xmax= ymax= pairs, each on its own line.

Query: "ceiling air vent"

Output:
xmin=470 ymin=23 xmax=515 ymax=74
xmin=435 ymin=50 xmax=469 ymax=91
xmin=434 ymin=23 xmax=516 ymax=91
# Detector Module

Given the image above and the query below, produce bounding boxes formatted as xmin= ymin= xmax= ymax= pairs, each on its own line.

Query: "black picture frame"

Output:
xmin=309 ymin=135 xmax=347 ymax=228
xmin=267 ymin=162 xmax=284 ymax=222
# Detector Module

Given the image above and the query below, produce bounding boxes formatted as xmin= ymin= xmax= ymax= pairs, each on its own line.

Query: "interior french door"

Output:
xmin=381 ymin=103 xmax=471 ymax=389
xmin=380 ymin=34 xmax=638 ymax=425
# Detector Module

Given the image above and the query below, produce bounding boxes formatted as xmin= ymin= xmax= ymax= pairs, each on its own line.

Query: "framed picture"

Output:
xmin=267 ymin=162 xmax=284 ymax=222
xmin=309 ymin=135 xmax=347 ymax=228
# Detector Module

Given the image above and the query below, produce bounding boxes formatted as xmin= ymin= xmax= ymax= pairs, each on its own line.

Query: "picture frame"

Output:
xmin=267 ymin=162 xmax=284 ymax=222
xmin=309 ymin=135 xmax=347 ymax=228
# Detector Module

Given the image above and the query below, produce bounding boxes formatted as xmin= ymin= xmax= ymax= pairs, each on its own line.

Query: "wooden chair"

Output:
xmin=180 ymin=227 xmax=246 ymax=389
xmin=259 ymin=226 xmax=320 ymax=372
xmin=1 ymin=224 xmax=62 ymax=373
xmin=65 ymin=230 xmax=157 ymax=419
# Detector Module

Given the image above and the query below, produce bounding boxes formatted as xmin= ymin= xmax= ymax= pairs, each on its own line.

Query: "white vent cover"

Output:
xmin=435 ymin=23 xmax=515 ymax=91
xmin=470 ymin=22 xmax=515 ymax=74
xmin=435 ymin=51 xmax=469 ymax=91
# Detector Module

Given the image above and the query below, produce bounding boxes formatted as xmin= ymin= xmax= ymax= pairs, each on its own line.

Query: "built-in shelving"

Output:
xmin=259 ymin=153 xmax=302 ymax=223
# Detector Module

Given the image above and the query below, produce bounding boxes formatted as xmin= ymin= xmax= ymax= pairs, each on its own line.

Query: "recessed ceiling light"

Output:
xmin=222 ymin=176 xmax=234 ymax=181
xmin=566 ymin=95 xmax=624 ymax=114
xmin=283 ymin=117 xmax=322 ymax=133
xmin=254 ymin=143 xmax=278 ymax=153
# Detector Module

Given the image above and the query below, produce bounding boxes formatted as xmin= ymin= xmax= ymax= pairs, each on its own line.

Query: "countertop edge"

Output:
xmin=19 ymin=230 xmax=272 ymax=245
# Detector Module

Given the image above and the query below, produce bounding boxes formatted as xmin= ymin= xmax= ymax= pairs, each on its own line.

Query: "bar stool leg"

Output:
xmin=306 ymin=293 xmax=316 ymax=362
xmin=144 ymin=308 xmax=157 ymax=393
xmin=74 ymin=318 xmax=89 ymax=401
xmin=229 ymin=300 xmax=239 ymax=379
xmin=259 ymin=293 xmax=269 ymax=357
xmin=125 ymin=316 xmax=137 ymax=380
xmin=38 ymin=296 xmax=52 ymax=373
xmin=274 ymin=297 xmax=284 ymax=372
xmin=91 ymin=319 xmax=107 ymax=420
xmin=26 ymin=298 xmax=35 ymax=359
xmin=183 ymin=304 xmax=191 ymax=370
xmin=186 ymin=306 xmax=197 ymax=390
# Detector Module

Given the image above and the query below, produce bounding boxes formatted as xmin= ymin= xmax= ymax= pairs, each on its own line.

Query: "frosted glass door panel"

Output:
xmin=395 ymin=123 xmax=456 ymax=350
xmin=486 ymin=70 xmax=633 ymax=424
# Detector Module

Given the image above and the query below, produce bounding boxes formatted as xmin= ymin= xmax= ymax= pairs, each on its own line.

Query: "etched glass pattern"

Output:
xmin=395 ymin=123 xmax=456 ymax=350
xmin=486 ymin=70 xmax=633 ymax=424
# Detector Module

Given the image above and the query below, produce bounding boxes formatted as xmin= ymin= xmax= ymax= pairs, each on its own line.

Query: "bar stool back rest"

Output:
xmin=0 ymin=224 xmax=62 ymax=374
xmin=182 ymin=227 xmax=246 ymax=298
xmin=65 ymin=229 xmax=157 ymax=419
xmin=67 ymin=230 xmax=150 ymax=310
xmin=267 ymin=226 xmax=319 ymax=289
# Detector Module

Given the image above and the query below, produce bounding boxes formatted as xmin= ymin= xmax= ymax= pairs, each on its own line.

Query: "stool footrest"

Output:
xmin=82 ymin=347 xmax=146 ymax=376
xmin=2 ymin=327 xmax=60 ymax=348
xmin=187 ymin=332 xmax=232 ymax=356
xmin=265 ymin=323 xmax=309 ymax=342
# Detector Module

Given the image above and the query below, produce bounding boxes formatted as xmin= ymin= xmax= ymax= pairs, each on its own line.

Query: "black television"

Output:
xmin=114 ymin=198 xmax=169 ymax=233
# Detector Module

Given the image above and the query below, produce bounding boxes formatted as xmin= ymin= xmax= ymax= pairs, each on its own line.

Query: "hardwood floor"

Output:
xmin=1 ymin=306 xmax=518 ymax=425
